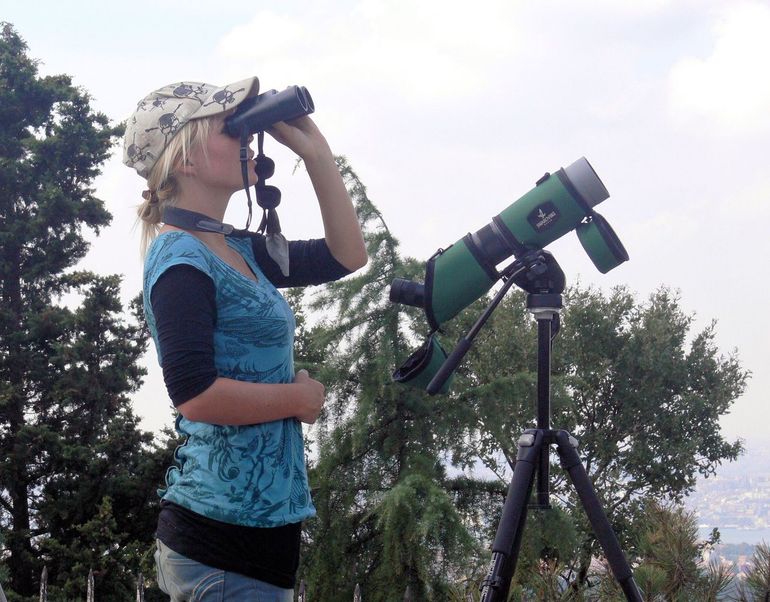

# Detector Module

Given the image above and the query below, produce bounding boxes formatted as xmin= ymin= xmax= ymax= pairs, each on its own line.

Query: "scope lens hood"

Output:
xmin=576 ymin=212 xmax=629 ymax=273
xmin=392 ymin=334 xmax=453 ymax=394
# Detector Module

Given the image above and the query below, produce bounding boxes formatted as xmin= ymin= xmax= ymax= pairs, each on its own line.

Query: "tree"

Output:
xmin=0 ymin=23 xmax=167 ymax=598
xmin=447 ymin=283 xmax=748 ymax=590
xmin=297 ymin=158 xmax=478 ymax=601
xmin=595 ymin=502 xmax=732 ymax=601
xmin=292 ymin=156 xmax=747 ymax=597
xmin=736 ymin=542 xmax=770 ymax=602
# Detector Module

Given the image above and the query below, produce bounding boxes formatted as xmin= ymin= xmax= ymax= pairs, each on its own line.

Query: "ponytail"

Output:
xmin=135 ymin=117 xmax=212 ymax=258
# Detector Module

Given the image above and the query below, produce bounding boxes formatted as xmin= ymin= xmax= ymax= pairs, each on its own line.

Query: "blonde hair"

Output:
xmin=136 ymin=117 xmax=212 ymax=258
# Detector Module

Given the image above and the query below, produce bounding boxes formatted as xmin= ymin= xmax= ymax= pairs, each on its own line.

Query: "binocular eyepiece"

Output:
xmin=223 ymin=85 xmax=315 ymax=137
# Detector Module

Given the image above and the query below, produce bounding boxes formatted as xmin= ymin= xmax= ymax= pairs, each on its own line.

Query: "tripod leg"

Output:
xmin=554 ymin=430 xmax=643 ymax=602
xmin=481 ymin=429 xmax=543 ymax=602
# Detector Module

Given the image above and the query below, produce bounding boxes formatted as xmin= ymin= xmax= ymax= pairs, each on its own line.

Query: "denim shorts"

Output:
xmin=154 ymin=539 xmax=294 ymax=601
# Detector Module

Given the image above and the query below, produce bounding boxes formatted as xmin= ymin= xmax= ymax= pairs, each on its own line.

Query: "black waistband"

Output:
xmin=156 ymin=501 xmax=301 ymax=588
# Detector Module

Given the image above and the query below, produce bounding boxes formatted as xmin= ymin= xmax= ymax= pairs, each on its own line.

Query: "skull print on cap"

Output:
xmin=123 ymin=77 xmax=260 ymax=178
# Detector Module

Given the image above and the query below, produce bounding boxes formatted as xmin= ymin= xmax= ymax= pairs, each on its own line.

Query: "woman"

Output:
xmin=123 ymin=77 xmax=367 ymax=601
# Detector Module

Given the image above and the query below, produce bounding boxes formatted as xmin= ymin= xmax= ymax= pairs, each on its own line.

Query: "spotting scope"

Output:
xmin=389 ymin=157 xmax=628 ymax=393
xmin=390 ymin=157 xmax=628 ymax=331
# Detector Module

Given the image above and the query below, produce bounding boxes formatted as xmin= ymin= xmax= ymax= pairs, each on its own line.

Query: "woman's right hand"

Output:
xmin=293 ymin=369 xmax=326 ymax=424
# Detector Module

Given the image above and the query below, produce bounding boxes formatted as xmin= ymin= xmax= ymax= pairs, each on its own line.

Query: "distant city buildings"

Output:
xmin=686 ymin=439 xmax=770 ymax=582
xmin=686 ymin=440 xmax=770 ymax=536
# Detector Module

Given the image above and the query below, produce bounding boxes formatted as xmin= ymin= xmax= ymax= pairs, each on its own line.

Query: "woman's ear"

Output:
xmin=177 ymin=158 xmax=196 ymax=176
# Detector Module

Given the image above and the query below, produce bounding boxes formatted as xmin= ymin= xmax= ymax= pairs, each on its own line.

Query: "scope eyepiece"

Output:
xmin=390 ymin=278 xmax=425 ymax=309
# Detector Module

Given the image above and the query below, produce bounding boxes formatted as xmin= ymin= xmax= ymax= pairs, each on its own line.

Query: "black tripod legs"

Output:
xmin=481 ymin=429 xmax=544 ymax=601
xmin=554 ymin=430 xmax=643 ymax=602
xmin=480 ymin=429 xmax=643 ymax=602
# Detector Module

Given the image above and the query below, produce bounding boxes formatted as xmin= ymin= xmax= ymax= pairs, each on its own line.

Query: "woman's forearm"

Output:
xmin=268 ymin=118 xmax=368 ymax=271
xmin=176 ymin=374 xmax=323 ymax=425
xmin=304 ymin=143 xmax=368 ymax=271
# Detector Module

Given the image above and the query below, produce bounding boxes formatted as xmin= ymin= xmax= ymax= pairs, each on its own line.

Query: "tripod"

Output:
xmin=426 ymin=252 xmax=642 ymax=601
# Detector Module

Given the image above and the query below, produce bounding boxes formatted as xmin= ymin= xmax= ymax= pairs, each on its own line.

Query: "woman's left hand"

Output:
xmin=267 ymin=116 xmax=330 ymax=163
xmin=266 ymin=115 xmax=368 ymax=272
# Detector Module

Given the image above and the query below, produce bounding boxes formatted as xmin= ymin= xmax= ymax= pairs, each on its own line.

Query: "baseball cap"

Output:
xmin=123 ymin=77 xmax=260 ymax=178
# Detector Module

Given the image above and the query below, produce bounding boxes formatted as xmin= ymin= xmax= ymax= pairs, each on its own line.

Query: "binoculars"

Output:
xmin=223 ymin=85 xmax=315 ymax=137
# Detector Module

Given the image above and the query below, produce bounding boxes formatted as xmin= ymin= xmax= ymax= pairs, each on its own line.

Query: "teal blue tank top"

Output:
xmin=143 ymin=231 xmax=315 ymax=527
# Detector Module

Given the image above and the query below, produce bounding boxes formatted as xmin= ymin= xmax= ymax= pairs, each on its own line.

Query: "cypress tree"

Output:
xmin=0 ymin=23 xmax=167 ymax=598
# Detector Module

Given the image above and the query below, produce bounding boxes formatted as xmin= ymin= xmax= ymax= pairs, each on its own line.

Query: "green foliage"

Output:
xmin=638 ymin=503 xmax=702 ymax=596
xmin=41 ymin=497 xmax=137 ymax=600
xmin=455 ymin=284 xmax=746 ymax=502
xmin=736 ymin=542 xmax=770 ymax=601
xmin=298 ymin=158 xmax=478 ymax=601
xmin=597 ymin=502 xmax=732 ymax=601
xmin=0 ymin=23 xmax=167 ymax=599
xmin=448 ymin=282 xmax=747 ymax=586
xmin=292 ymin=153 xmax=748 ymax=598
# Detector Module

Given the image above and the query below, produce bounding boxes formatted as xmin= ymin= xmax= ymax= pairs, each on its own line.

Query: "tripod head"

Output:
xmin=510 ymin=250 xmax=566 ymax=297
xmin=511 ymin=251 xmax=565 ymax=333
xmin=420 ymin=251 xmax=565 ymax=395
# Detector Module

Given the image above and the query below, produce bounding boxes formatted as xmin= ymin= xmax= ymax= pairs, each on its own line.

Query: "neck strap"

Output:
xmin=162 ymin=207 xmax=234 ymax=235
xmin=240 ymin=129 xmax=254 ymax=230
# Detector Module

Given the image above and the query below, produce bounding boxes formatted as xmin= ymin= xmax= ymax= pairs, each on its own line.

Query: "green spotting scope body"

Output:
xmin=390 ymin=157 xmax=628 ymax=331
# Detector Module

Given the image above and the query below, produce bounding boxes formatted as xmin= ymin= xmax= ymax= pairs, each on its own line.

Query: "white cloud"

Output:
xmin=715 ymin=176 xmax=770 ymax=217
xmin=214 ymin=2 xmax=522 ymax=102
xmin=668 ymin=1 xmax=770 ymax=134
xmin=585 ymin=0 xmax=673 ymax=14
xmin=218 ymin=11 xmax=306 ymax=58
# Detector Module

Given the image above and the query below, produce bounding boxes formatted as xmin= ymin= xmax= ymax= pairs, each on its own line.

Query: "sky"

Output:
xmin=4 ymin=1 xmax=769 ymax=451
